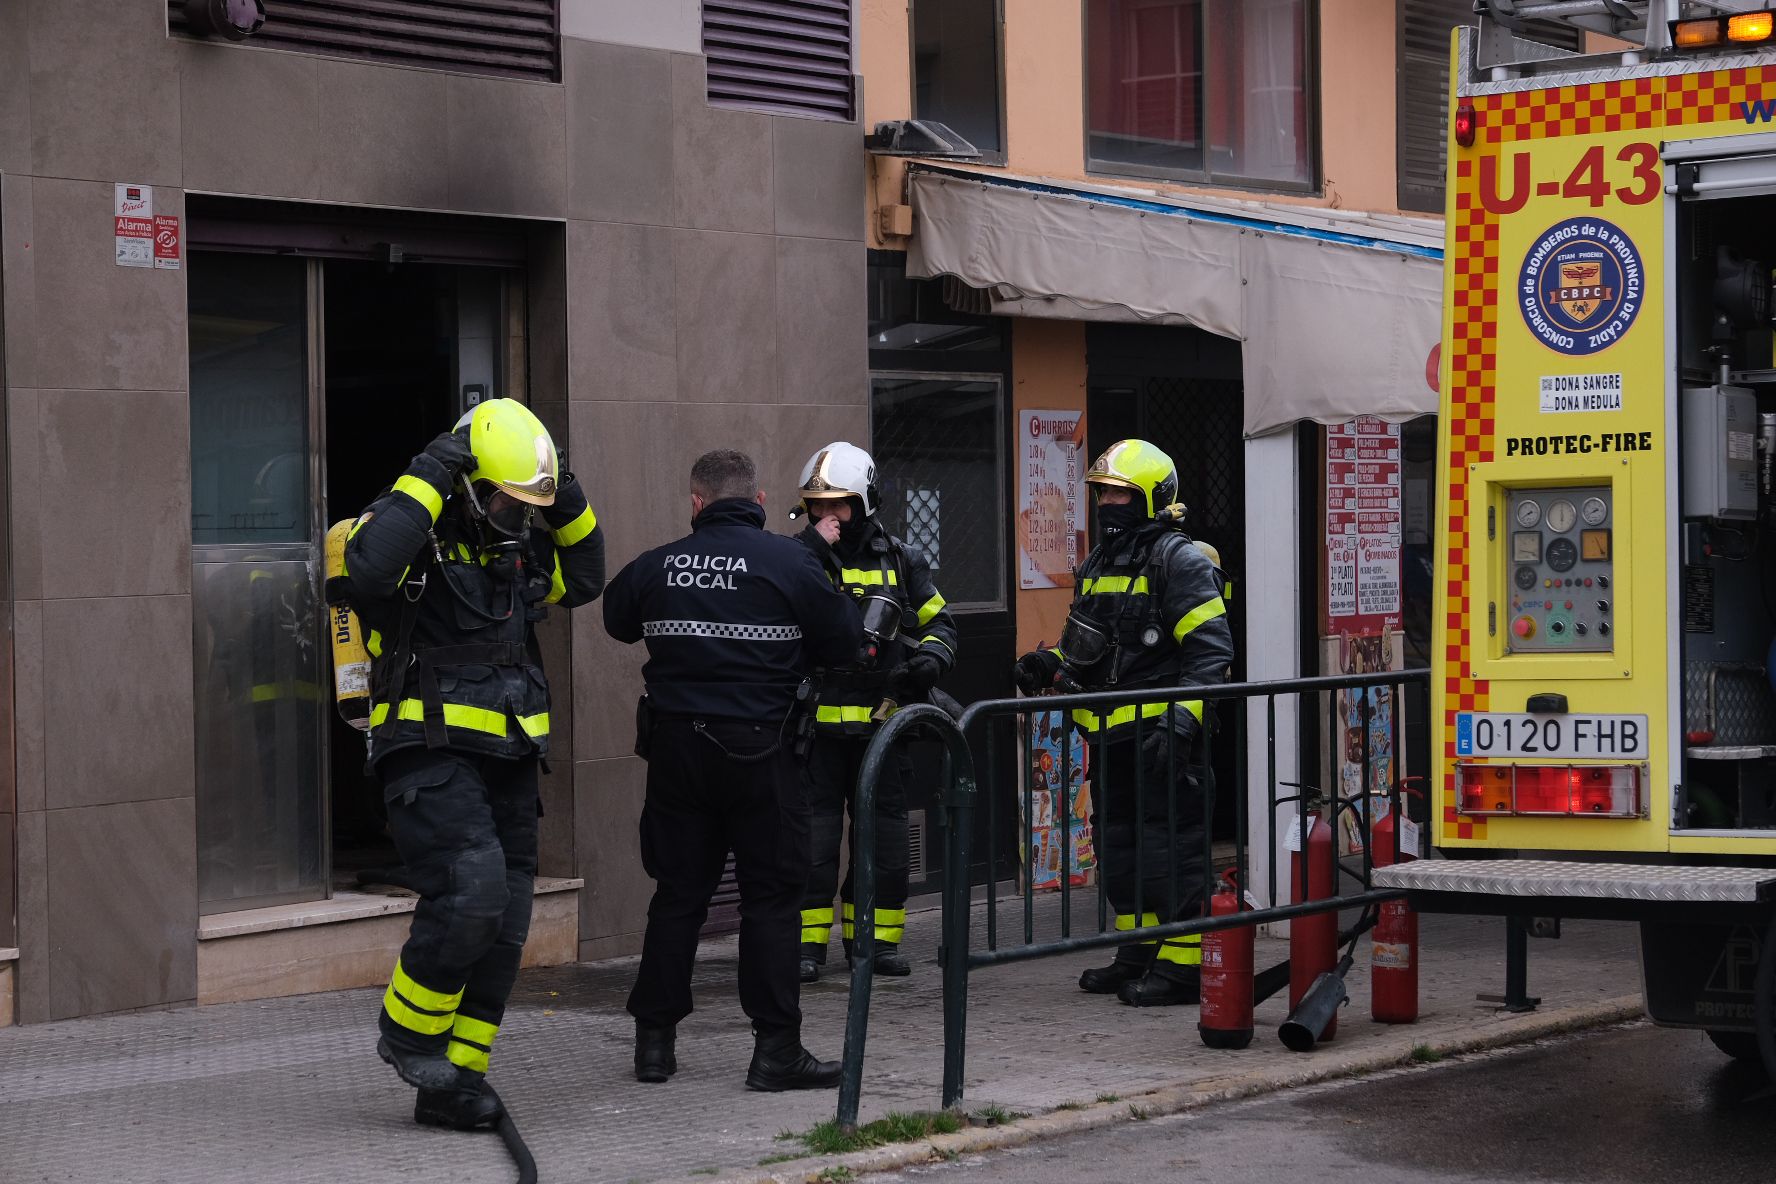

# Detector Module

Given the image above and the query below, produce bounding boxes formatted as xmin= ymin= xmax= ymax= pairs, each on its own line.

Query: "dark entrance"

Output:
xmin=1086 ymin=323 xmax=1246 ymax=838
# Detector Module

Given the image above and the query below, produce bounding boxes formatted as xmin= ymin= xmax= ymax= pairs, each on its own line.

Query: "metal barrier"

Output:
xmin=835 ymin=668 xmax=1430 ymax=1127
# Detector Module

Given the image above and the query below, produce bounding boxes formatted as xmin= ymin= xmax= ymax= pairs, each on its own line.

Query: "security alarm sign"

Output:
xmin=153 ymin=215 xmax=182 ymax=270
xmin=115 ymin=184 xmax=153 ymax=268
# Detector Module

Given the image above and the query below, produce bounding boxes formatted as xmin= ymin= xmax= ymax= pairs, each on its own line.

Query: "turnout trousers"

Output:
xmin=376 ymin=748 xmax=539 ymax=1074
xmin=800 ymin=735 xmax=911 ymax=957
xmin=627 ymin=717 xmax=811 ymax=1037
xmin=1094 ymin=731 xmax=1208 ymax=978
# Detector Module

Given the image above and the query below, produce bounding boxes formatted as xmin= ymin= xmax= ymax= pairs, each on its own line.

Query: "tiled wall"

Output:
xmin=0 ymin=0 xmax=869 ymax=1013
xmin=562 ymin=40 xmax=868 ymax=961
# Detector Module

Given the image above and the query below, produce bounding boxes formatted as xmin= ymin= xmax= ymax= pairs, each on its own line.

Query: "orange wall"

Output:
xmin=862 ymin=0 xmax=1411 ymax=217
xmin=1011 ymin=319 xmax=1089 ymax=655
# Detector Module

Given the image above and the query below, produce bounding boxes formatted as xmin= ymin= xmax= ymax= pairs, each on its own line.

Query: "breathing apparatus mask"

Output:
xmin=459 ymin=479 xmax=533 ymax=581
xmin=857 ymin=592 xmax=903 ymax=668
xmin=1056 ymin=608 xmax=1115 ymax=690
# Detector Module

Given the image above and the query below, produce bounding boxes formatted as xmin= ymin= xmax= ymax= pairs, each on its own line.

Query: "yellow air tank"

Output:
xmin=324 ymin=519 xmax=372 ymax=731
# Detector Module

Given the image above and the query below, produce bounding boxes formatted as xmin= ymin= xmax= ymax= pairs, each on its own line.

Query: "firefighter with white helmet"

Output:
xmin=342 ymin=398 xmax=605 ymax=1128
xmin=1014 ymin=439 xmax=1233 ymax=1007
xmin=793 ymin=442 xmax=959 ymax=981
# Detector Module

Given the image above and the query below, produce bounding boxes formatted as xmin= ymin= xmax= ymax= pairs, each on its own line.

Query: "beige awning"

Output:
xmin=904 ymin=168 xmax=1445 ymax=438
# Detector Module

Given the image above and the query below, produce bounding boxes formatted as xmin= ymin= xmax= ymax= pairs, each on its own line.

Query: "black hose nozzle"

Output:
xmin=1278 ymin=952 xmax=1355 ymax=1053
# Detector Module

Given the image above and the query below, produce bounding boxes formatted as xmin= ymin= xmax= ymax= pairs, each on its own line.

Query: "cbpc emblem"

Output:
xmin=1518 ymin=216 xmax=1643 ymax=357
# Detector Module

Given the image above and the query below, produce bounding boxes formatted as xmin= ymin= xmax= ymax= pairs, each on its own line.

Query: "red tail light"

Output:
xmin=1456 ymin=763 xmax=1642 ymax=818
xmin=1453 ymin=102 xmax=1477 ymax=148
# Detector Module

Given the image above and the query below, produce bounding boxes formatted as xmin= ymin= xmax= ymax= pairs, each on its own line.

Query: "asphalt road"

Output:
xmin=878 ymin=1024 xmax=1776 ymax=1184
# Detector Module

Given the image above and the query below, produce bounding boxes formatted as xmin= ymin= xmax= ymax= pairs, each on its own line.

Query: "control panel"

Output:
xmin=1503 ymin=485 xmax=1614 ymax=654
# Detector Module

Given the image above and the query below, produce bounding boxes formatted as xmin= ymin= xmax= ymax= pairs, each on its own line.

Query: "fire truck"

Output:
xmin=1375 ymin=0 xmax=1776 ymax=1067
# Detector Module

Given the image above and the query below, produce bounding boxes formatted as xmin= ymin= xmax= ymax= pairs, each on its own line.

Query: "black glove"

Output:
xmin=421 ymin=427 xmax=476 ymax=480
xmin=1013 ymin=650 xmax=1062 ymax=696
xmin=893 ymin=651 xmax=944 ymax=697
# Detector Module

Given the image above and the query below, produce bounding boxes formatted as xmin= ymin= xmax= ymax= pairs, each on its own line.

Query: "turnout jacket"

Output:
xmin=797 ymin=519 xmax=958 ymax=736
xmin=603 ymin=498 xmax=862 ymax=722
xmin=344 ymin=448 xmax=606 ymax=765
xmin=1064 ymin=521 xmax=1233 ymax=740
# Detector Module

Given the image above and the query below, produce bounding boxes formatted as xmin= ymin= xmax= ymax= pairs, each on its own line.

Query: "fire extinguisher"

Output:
xmin=1370 ymin=778 xmax=1424 ymax=1024
xmin=1290 ymin=794 xmax=1338 ymax=1041
xmin=1199 ymin=872 xmax=1254 ymax=1049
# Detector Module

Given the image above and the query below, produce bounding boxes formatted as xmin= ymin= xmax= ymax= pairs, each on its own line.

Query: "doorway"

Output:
xmin=1085 ymin=323 xmax=1247 ymax=839
xmin=189 ymin=240 xmax=521 ymax=913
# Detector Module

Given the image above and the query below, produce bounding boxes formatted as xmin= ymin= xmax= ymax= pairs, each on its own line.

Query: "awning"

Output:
xmin=904 ymin=167 xmax=1445 ymax=438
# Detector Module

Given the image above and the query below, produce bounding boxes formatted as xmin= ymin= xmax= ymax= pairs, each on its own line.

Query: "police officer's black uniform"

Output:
xmin=603 ymin=496 xmax=861 ymax=1089
xmin=345 ymin=430 xmax=604 ymax=1125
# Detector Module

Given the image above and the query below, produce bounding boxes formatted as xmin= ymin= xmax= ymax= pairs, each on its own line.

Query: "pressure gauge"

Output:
xmin=1581 ymin=496 xmax=1608 ymax=526
xmin=1547 ymin=499 xmax=1577 ymax=533
xmin=1515 ymin=498 xmax=1542 ymax=528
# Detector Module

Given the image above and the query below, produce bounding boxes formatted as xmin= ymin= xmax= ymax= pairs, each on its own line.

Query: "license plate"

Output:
xmin=1454 ymin=712 xmax=1648 ymax=760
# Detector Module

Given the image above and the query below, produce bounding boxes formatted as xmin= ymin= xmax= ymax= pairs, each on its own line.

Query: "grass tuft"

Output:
xmin=784 ymin=1111 xmax=966 ymax=1156
xmin=1409 ymin=1043 xmax=1445 ymax=1064
xmin=1095 ymin=1092 xmax=1121 ymax=1104
xmin=971 ymin=1104 xmax=1029 ymax=1127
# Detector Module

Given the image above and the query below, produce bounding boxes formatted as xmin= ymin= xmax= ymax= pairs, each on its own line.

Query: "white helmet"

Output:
xmin=797 ymin=441 xmax=879 ymax=518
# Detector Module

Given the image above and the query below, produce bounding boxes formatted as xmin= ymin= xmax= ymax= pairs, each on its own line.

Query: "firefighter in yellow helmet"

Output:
xmin=1014 ymin=440 xmax=1232 ymax=1007
xmin=342 ymin=398 xmax=605 ymax=1129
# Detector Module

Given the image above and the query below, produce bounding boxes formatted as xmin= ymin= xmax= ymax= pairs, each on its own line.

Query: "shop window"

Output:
xmin=1086 ymin=0 xmax=1315 ymax=191
xmin=913 ymin=0 xmax=1004 ymax=160
xmin=870 ymin=375 xmax=1006 ymax=611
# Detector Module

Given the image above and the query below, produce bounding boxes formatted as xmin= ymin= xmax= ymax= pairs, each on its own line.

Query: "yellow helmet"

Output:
xmin=454 ymin=398 xmax=558 ymax=506
xmin=1086 ymin=439 xmax=1178 ymax=518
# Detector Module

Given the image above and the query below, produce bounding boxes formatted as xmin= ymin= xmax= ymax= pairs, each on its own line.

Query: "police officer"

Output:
xmin=792 ymin=443 xmax=957 ymax=982
xmin=603 ymin=449 xmax=862 ymax=1089
xmin=346 ymin=398 xmax=605 ymax=1128
xmin=1014 ymin=440 xmax=1232 ymax=1007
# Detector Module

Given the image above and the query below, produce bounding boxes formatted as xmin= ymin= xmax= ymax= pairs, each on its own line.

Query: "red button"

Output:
xmin=1565 ymin=601 xmax=1573 ymax=610
xmin=1513 ymin=617 xmax=1536 ymax=639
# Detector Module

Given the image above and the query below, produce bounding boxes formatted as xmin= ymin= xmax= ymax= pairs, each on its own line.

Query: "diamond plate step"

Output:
xmin=1374 ymin=860 xmax=1776 ymax=903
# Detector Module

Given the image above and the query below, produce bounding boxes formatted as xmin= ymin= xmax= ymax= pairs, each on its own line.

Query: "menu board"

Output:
xmin=1325 ymin=417 xmax=1403 ymax=634
xmin=1018 ymin=410 xmax=1087 ymax=590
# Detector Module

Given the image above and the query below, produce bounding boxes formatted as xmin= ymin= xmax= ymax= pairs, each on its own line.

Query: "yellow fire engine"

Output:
xmin=1378 ymin=1 xmax=1776 ymax=1065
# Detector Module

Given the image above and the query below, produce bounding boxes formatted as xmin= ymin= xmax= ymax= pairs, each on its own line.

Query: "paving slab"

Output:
xmin=0 ymin=893 xmax=1641 ymax=1184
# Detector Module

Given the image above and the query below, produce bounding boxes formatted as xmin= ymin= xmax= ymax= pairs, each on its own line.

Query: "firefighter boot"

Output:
xmin=843 ymin=938 xmax=911 ymax=977
xmin=744 ymin=1030 xmax=842 ymax=1092
xmin=414 ymin=1071 xmax=505 ymax=1130
xmin=1078 ymin=960 xmax=1145 ymax=994
xmin=1117 ymin=966 xmax=1201 ymax=1007
xmin=378 ymin=1036 xmax=463 ymax=1092
xmin=799 ymin=942 xmax=826 ymax=984
xmin=634 ymin=1021 xmax=677 ymax=1084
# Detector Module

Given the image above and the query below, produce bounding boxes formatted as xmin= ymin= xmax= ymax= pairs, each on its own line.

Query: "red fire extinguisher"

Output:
xmin=1199 ymin=872 xmax=1253 ymax=1049
xmin=1370 ymin=778 xmax=1424 ymax=1024
xmin=1290 ymin=796 xmax=1338 ymax=1041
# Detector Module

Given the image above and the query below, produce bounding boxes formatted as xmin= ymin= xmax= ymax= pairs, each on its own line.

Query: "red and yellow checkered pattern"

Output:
xmin=1476 ymin=67 xmax=1776 ymax=144
xmin=1443 ymin=153 xmax=1498 ymax=843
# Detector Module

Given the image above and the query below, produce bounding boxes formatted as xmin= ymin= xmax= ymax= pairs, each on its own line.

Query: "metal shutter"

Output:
xmin=168 ymin=0 xmax=561 ymax=83
xmin=1396 ymin=1 xmax=1580 ymax=212
xmin=703 ymin=0 xmax=855 ymax=121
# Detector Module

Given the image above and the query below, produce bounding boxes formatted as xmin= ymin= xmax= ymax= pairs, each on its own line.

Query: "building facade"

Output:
xmin=856 ymin=0 xmax=1482 ymax=900
xmin=0 ymin=0 xmax=868 ymax=1024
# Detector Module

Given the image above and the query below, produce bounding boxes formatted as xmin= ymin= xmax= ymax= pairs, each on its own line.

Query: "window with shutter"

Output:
xmin=167 ymin=0 xmax=561 ymax=83
xmin=1396 ymin=0 xmax=1580 ymax=212
xmin=702 ymin=0 xmax=856 ymax=122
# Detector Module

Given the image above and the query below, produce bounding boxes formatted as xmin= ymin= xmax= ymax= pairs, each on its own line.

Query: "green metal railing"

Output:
xmin=835 ymin=669 xmax=1428 ymax=1127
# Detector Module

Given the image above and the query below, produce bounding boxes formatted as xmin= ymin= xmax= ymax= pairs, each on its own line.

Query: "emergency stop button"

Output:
xmin=1513 ymin=616 xmax=1536 ymax=640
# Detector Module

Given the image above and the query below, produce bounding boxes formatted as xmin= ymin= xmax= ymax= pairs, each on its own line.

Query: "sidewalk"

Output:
xmin=0 ymin=895 xmax=1640 ymax=1184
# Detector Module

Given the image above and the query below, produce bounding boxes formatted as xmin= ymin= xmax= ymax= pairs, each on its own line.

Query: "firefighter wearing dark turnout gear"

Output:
xmin=792 ymin=442 xmax=958 ymax=982
xmin=1016 ymin=439 xmax=1232 ymax=1008
xmin=343 ymin=399 xmax=605 ymax=1127
xmin=603 ymin=449 xmax=861 ymax=1090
